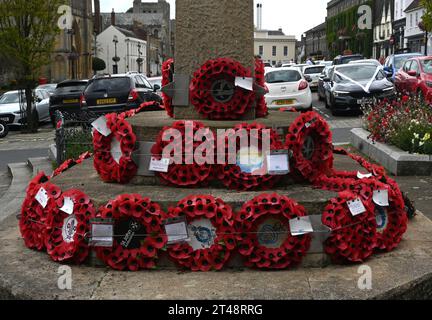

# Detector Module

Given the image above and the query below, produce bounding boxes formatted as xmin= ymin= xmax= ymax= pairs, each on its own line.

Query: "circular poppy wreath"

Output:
xmin=19 ymin=179 xmax=61 ymax=251
xmin=45 ymin=189 xmax=95 ymax=264
xmin=286 ymin=111 xmax=334 ymax=182
xmin=162 ymin=58 xmax=174 ymax=118
xmin=322 ymin=191 xmax=377 ymax=264
xmin=190 ymin=57 xmax=256 ymax=120
xmin=93 ymin=113 xmax=137 ymax=184
xmin=217 ymin=123 xmax=284 ymax=191
xmin=95 ymin=194 xmax=167 ymax=271
xmin=151 ymin=120 xmax=215 ymax=187
xmin=164 ymin=195 xmax=236 ymax=272
xmin=235 ymin=193 xmax=311 ymax=269
xmin=255 ymin=58 xmax=268 ymax=118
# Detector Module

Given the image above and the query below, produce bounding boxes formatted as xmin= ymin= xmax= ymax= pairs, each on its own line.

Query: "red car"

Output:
xmin=395 ymin=56 xmax=432 ymax=101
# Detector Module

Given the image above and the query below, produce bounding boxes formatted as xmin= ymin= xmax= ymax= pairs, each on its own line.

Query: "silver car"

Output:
xmin=0 ymin=89 xmax=51 ymax=126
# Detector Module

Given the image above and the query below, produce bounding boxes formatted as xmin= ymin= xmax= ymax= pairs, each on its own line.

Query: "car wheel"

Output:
xmin=0 ymin=120 xmax=9 ymax=138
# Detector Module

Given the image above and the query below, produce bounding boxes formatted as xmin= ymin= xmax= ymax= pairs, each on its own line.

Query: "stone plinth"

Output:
xmin=173 ymin=0 xmax=255 ymax=119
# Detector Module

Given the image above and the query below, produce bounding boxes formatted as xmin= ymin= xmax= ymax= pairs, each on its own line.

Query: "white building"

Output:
xmin=254 ymin=29 xmax=296 ymax=66
xmin=96 ymin=25 xmax=148 ymax=75
xmin=404 ymin=0 xmax=430 ymax=54
xmin=373 ymin=0 xmax=393 ymax=59
xmin=393 ymin=0 xmax=415 ymax=50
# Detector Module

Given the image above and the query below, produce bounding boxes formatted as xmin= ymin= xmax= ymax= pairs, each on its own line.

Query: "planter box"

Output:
xmin=350 ymin=128 xmax=432 ymax=176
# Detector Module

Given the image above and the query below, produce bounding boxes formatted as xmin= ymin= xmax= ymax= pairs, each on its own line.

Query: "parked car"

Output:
xmin=0 ymin=89 xmax=51 ymax=127
xmin=332 ymin=54 xmax=364 ymax=65
xmin=383 ymin=52 xmax=423 ymax=82
xmin=291 ymin=64 xmax=308 ymax=74
xmin=323 ymin=63 xmax=396 ymax=115
xmin=81 ymin=73 xmax=163 ymax=114
xmin=318 ymin=61 xmax=333 ymax=67
xmin=147 ymin=76 xmax=162 ymax=97
xmin=394 ymin=56 xmax=432 ymax=100
xmin=264 ymin=67 xmax=312 ymax=111
xmin=303 ymin=65 xmax=326 ymax=91
xmin=49 ymin=80 xmax=88 ymax=124
xmin=36 ymin=83 xmax=57 ymax=96
xmin=349 ymin=59 xmax=382 ymax=67
xmin=318 ymin=66 xmax=333 ymax=101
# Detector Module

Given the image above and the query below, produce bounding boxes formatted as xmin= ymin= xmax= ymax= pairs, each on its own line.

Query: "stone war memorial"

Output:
xmin=3 ymin=0 xmax=432 ymax=300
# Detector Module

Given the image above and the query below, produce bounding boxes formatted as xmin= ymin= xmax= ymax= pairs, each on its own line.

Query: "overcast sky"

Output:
xmin=100 ymin=0 xmax=328 ymax=40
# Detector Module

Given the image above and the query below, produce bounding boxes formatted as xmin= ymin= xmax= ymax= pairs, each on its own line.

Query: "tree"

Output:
xmin=421 ymin=0 xmax=432 ymax=32
xmin=0 ymin=0 xmax=64 ymax=132
xmin=92 ymin=57 xmax=106 ymax=72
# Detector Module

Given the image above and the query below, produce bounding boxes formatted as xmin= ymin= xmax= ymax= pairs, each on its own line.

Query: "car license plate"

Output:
xmin=357 ymin=98 xmax=374 ymax=105
xmin=97 ymin=98 xmax=117 ymax=105
xmin=276 ymin=99 xmax=295 ymax=106
xmin=63 ymin=99 xmax=79 ymax=104
xmin=0 ymin=117 xmax=10 ymax=122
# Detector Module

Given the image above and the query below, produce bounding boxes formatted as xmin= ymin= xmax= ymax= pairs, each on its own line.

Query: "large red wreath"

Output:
xmin=93 ymin=113 xmax=137 ymax=184
xmin=235 ymin=194 xmax=311 ymax=269
xmin=95 ymin=194 xmax=167 ymax=271
xmin=286 ymin=111 xmax=333 ymax=182
xmin=19 ymin=177 xmax=61 ymax=251
xmin=162 ymin=58 xmax=174 ymax=118
xmin=151 ymin=120 xmax=215 ymax=187
xmin=322 ymin=191 xmax=377 ymax=264
xmin=217 ymin=123 xmax=284 ymax=191
xmin=45 ymin=189 xmax=95 ymax=264
xmin=190 ymin=57 xmax=256 ymax=120
xmin=164 ymin=195 xmax=236 ymax=272
xmin=255 ymin=58 xmax=269 ymax=118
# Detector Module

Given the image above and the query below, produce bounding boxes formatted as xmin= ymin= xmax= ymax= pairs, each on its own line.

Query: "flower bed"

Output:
xmin=362 ymin=96 xmax=432 ymax=155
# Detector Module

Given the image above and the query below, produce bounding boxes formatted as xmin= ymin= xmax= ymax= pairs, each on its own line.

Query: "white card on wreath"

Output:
xmin=35 ymin=187 xmax=49 ymax=208
xmin=235 ymin=77 xmax=254 ymax=91
xmin=91 ymin=116 xmax=111 ymax=137
xmin=373 ymin=189 xmax=389 ymax=207
xmin=149 ymin=157 xmax=170 ymax=173
xmin=347 ymin=198 xmax=367 ymax=216
xmin=289 ymin=216 xmax=314 ymax=236
xmin=60 ymin=197 xmax=74 ymax=215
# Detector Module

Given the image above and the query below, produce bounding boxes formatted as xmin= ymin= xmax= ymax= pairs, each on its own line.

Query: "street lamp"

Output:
xmin=112 ymin=35 xmax=119 ymax=74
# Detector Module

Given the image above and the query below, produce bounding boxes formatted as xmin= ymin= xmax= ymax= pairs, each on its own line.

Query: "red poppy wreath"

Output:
xmin=235 ymin=193 xmax=311 ymax=269
xmin=45 ymin=189 xmax=96 ymax=264
xmin=217 ymin=123 xmax=284 ymax=191
xmin=164 ymin=195 xmax=236 ymax=272
xmin=286 ymin=111 xmax=334 ymax=182
xmin=93 ymin=113 xmax=137 ymax=184
xmin=322 ymin=191 xmax=377 ymax=264
xmin=190 ymin=57 xmax=256 ymax=120
xmin=151 ymin=120 xmax=215 ymax=187
xmin=94 ymin=194 xmax=167 ymax=271
xmin=162 ymin=58 xmax=174 ymax=118
xmin=19 ymin=177 xmax=61 ymax=251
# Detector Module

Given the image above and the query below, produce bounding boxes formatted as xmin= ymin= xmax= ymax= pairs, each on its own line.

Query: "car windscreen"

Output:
xmin=395 ymin=55 xmax=420 ymax=69
xmin=421 ymin=60 xmax=432 ymax=74
xmin=335 ymin=65 xmax=381 ymax=82
xmin=55 ymin=83 xmax=87 ymax=95
xmin=0 ymin=92 xmax=21 ymax=104
xmin=304 ymin=66 xmax=325 ymax=75
xmin=265 ymin=70 xmax=301 ymax=83
xmin=86 ymin=78 xmax=130 ymax=93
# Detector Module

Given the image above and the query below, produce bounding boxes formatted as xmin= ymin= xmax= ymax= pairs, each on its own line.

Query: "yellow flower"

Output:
xmin=423 ymin=133 xmax=431 ymax=142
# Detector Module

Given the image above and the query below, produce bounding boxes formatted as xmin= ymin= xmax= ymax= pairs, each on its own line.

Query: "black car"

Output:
xmin=81 ymin=73 xmax=163 ymax=114
xmin=318 ymin=66 xmax=333 ymax=101
xmin=323 ymin=64 xmax=396 ymax=116
xmin=49 ymin=80 xmax=88 ymax=124
xmin=332 ymin=54 xmax=364 ymax=65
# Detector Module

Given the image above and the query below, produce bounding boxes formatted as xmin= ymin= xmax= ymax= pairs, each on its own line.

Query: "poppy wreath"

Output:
xmin=151 ymin=120 xmax=215 ymax=187
xmin=255 ymin=58 xmax=268 ymax=118
xmin=322 ymin=191 xmax=377 ymax=264
xmin=19 ymin=177 xmax=62 ymax=251
xmin=285 ymin=111 xmax=334 ymax=182
xmin=235 ymin=193 xmax=311 ymax=269
xmin=51 ymin=151 xmax=93 ymax=178
xmin=95 ymin=194 xmax=167 ymax=271
xmin=45 ymin=189 xmax=95 ymax=264
xmin=93 ymin=113 xmax=137 ymax=184
xmin=190 ymin=57 xmax=256 ymax=120
xmin=162 ymin=58 xmax=174 ymax=118
xmin=217 ymin=123 xmax=284 ymax=191
xmin=164 ymin=195 xmax=236 ymax=272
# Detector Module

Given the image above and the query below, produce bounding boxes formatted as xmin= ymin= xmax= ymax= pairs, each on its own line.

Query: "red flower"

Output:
xmin=161 ymin=59 xmax=174 ymax=118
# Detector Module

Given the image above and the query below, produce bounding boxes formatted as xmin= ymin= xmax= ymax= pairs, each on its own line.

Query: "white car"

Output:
xmin=264 ymin=67 xmax=313 ymax=111
xmin=303 ymin=65 xmax=326 ymax=90
xmin=0 ymin=89 xmax=51 ymax=127
xmin=348 ymin=59 xmax=382 ymax=67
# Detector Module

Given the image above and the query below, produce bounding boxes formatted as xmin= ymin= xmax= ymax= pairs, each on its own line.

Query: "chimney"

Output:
xmin=111 ymin=8 xmax=115 ymax=26
xmin=257 ymin=3 xmax=263 ymax=30
xmin=94 ymin=0 xmax=101 ymax=34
